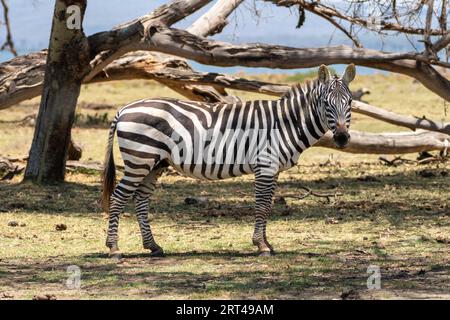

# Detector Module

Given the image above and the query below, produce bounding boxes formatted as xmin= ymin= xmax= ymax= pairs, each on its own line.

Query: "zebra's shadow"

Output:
xmin=83 ymin=250 xmax=298 ymax=260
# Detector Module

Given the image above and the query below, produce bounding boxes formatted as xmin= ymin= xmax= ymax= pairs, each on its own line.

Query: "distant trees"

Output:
xmin=0 ymin=0 xmax=449 ymax=183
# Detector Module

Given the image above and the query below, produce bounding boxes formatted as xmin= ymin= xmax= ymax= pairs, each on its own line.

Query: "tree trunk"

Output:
xmin=24 ymin=0 xmax=90 ymax=183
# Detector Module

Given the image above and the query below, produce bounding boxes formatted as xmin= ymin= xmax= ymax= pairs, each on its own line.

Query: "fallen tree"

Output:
xmin=351 ymin=101 xmax=450 ymax=135
xmin=317 ymin=130 xmax=450 ymax=154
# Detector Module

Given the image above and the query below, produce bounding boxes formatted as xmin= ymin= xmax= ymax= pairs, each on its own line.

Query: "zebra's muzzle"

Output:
xmin=333 ymin=128 xmax=350 ymax=149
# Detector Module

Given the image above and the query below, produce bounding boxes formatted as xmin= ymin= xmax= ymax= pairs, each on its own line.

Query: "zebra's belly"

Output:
xmin=168 ymin=161 xmax=254 ymax=181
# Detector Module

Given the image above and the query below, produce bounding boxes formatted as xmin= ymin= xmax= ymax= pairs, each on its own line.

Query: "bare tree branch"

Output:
xmin=266 ymin=0 xmax=446 ymax=36
xmin=187 ymin=0 xmax=244 ymax=37
xmin=137 ymin=25 xmax=450 ymax=100
xmin=423 ymin=0 xmax=435 ymax=57
xmin=432 ymin=31 xmax=450 ymax=52
xmin=168 ymin=0 xmax=245 ymax=103
xmin=0 ymin=0 xmax=17 ymax=56
xmin=0 ymin=0 xmax=218 ymax=109
xmin=309 ymin=7 xmax=363 ymax=48
xmin=352 ymin=100 xmax=450 ymax=135
xmin=85 ymin=0 xmax=213 ymax=82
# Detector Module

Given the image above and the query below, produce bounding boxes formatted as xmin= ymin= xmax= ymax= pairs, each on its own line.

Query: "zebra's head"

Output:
xmin=317 ymin=64 xmax=356 ymax=148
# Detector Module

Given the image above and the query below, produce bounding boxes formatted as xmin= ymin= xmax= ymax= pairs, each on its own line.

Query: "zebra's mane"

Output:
xmin=280 ymin=79 xmax=320 ymax=100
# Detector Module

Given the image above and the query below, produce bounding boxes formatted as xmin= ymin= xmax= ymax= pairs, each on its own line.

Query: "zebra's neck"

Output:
xmin=279 ymin=80 xmax=328 ymax=147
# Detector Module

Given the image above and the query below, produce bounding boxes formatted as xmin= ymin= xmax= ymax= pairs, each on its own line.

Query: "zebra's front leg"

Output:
xmin=252 ymin=172 xmax=278 ymax=256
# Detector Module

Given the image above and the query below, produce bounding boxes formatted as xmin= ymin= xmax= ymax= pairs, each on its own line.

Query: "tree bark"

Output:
xmin=149 ymin=0 xmax=245 ymax=104
xmin=187 ymin=0 xmax=244 ymax=37
xmin=352 ymin=100 xmax=450 ymax=135
xmin=0 ymin=51 xmax=47 ymax=110
xmin=67 ymin=138 xmax=82 ymax=161
xmin=24 ymin=0 xmax=90 ymax=183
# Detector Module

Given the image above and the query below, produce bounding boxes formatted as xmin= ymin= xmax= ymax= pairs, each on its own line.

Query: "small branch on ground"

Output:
xmin=0 ymin=114 xmax=36 ymax=126
xmin=65 ymin=161 xmax=124 ymax=172
xmin=379 ymin=152 xmax=449 ymax=166
xmin=0 ymin=157 xmax=25 ymax=180
xmin=278 ymin=186 xmax=342 ymax=204
xmin=379 ymin=156 xmax=416 ymax=166
xmin=352 ymin=88 xmax=370 ymax=102
xmin=417 ymin=155 xmax=449 ymax=165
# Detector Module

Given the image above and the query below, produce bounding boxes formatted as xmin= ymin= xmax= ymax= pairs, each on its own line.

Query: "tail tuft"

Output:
xmin=102 ymin=116 xmax=118 ymax=213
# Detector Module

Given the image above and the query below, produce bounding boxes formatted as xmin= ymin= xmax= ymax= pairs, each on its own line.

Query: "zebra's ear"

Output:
xmin=342 ymin=64 xmax=356 ymax=85
xmin=318 ymin=64 xmax=331 ymax=83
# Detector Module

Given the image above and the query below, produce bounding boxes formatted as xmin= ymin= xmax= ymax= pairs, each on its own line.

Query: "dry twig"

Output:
xmin=0 ymin=0 xmax=17 ymax=56
xmin=280 ymin=186 xmax=342 ymax=203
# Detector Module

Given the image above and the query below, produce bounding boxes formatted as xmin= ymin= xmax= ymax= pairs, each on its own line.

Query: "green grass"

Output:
xmin=0 ymin=73 xmax=449 ymax=299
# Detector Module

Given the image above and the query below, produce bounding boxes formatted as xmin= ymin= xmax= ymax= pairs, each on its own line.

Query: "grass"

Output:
xmin=0 ymin=73 xmax=449 ymax=299
xmin=0 ymin=163 xmax=449 ymax=299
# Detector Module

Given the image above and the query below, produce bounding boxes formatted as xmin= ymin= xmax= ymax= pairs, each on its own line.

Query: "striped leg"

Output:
xmin=252 ymin=170 xmax=278 ymax=256
xmin=106 ymin=169 xmax=150 ymax=258
xmin=133 ymin=166 xmax=166 ymax=257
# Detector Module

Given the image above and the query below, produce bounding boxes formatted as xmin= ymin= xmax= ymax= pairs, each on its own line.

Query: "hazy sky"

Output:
xmin=0 ymin=0 xmax=420 ymax=74
xmin=4 ymin=0 xmax=336 ymax=49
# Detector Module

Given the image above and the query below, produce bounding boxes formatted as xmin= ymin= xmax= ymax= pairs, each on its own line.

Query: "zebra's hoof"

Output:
xmin=109 ymin=250 xmax=122 ymax=260
xmin=150 ymin=248 xmax=165 ymax=258
xmin=258 ymin=250 xmax=273 ymax=257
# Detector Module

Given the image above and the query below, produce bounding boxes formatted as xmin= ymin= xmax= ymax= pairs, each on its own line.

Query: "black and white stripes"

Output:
xmin=102 ymin=64 xmax=356 ymax=257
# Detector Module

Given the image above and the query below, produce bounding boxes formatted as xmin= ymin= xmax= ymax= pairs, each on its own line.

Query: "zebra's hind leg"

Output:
xmin=133 ymin=164 xmax=167 ymax=257
xmin=106 ymin=170 xmax=149 ymax=259
xmin=252 ymin=170 xmax=278 ymax=257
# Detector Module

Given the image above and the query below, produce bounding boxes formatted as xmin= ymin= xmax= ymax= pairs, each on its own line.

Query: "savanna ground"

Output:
xmin=0 ymin=71 xmax=449 ymax=299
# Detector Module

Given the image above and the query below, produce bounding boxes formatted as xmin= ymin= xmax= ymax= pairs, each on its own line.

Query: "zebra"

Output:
xmin=102 ymin=64 xmax=356 ymax=258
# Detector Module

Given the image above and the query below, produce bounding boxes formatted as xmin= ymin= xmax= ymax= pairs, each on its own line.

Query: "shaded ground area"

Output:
xmin=0 ymin=161 xmax=449 ymax=299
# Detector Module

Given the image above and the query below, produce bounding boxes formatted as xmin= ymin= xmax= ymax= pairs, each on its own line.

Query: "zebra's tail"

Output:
xmin=102 ymin=114 xmax=119 ymax=214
